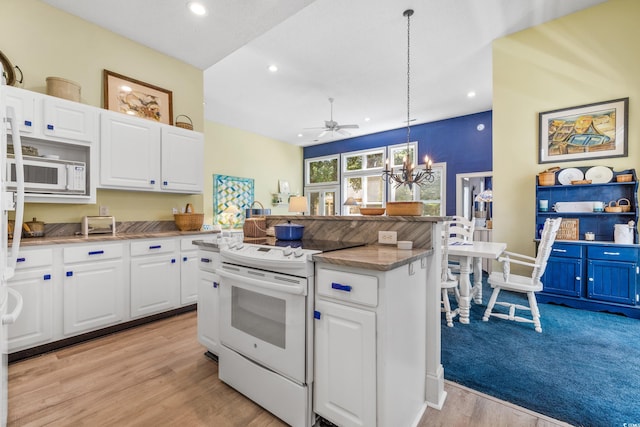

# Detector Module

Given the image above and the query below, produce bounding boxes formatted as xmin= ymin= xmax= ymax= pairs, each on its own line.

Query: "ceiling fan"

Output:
xmin=306 ymin=97 xmax=359 ymax=138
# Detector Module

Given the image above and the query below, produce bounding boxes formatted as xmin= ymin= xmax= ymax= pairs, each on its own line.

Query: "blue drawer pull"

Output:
xmin=24 ymin=120 xmax=32 ymax=127
xmin=171 ymin=258 xmax=176 ymax=264
xmin=17 ymin=257 xmax=26 ymax=263
xmin=149 ymin=245 xmax=162 ymax=249
xmin=44 ymin=274 xmax=51 ymax=280
xmin=314 ymin=310 xmax=321 ymax=319
xmin=163 ymin=181 xmax=168 ymax=186
xmin=66 ymin=271 xmax=73 ymax=277
xmin=201 ymin=258 xmax=211 ymax=263
xmin=88 ymin=250 xmax=104 ymax=255
xmin=213 ymin=281 xmax=219 ymax=288
xmin=331 ymin=282 xmax=352 ymax=292
xmin=47 ymin=124 xmax=54 ymax=130
xmin=150 ymin=179 xmax=156 ymax=184
xmin=183 ymin=256 xmax=188 ymax=262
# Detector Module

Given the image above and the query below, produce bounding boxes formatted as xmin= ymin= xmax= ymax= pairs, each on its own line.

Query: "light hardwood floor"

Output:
xmin=8 ymin=312 xmax=571 ymax=427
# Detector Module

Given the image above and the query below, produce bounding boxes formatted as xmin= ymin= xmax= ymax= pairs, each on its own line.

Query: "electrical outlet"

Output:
xmin=378 ymin=231 xmax=397 ymax=244
xmin=99 ymin=205 xmax=109 ymax=216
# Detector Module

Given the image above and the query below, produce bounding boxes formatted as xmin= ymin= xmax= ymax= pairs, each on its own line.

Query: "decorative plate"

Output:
xmin=558 ymin=168 xmax=584 ymax=185
xmin=585 ymin=166 xmax=613 ymax=184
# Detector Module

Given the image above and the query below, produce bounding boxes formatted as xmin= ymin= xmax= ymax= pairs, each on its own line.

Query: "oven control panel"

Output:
xmin=220 ymin=243 xmax=319 ymax=277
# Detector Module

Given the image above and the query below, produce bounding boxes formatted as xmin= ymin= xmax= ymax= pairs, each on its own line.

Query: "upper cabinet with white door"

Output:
xmin=99 ymin=112 xmax=203 ymax=194
xmin=100 ymin=110 xmax=161 ymax=190
xmin=5 ymin=85 xmax=97 ymax=144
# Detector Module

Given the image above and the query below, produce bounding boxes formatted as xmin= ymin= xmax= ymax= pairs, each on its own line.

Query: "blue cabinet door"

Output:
xmin=542 ymin=256 xmax=582 ymax=297
xmin=587 ymin=259 xmax=637 ymax=305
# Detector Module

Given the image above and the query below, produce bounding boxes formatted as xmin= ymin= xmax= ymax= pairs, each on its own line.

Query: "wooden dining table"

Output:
xmin=448 ymin=241 xmax=507 ymax=324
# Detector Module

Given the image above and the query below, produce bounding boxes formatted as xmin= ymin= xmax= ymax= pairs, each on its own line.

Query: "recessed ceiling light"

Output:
xmin=467 ymin=91 xmax=476 ymax=98
xmin=187 ymin=1 xmax=207 ymax=16
xmin=364 ymin=117 xmax=371 ymax=122
xmin=297 ymin=133 xmax=303 ymax=137
xmin=268 ymin=65 xmax=278 ymax=72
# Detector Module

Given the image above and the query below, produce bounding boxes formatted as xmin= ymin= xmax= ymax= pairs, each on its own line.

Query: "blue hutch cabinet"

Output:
xmin=536 ymin=167 xmax=640 ymax=318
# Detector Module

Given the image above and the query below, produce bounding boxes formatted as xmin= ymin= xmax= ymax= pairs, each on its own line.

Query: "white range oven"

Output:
xmin=218 ymin=239 xmax=364 ymax=427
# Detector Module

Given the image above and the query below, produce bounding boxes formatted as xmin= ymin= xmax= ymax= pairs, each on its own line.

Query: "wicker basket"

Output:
xmin=557 ymin=218 xmax=579 ymax=240
xmin=175 ymin=115 xmax=193 ymax=130
xmin=46 ymin=77 xmax=81 ymax=102
xmin=174 ymin=213 xmax=204 ymax=231
xmin=386 ymin=201 xmax=423 ymax=216
xmin=616 ymin=174 xmax=633 ymax=182
xmin=244 ymin=218 xmax=267 ymax=237
xmin=605 ymin=201 xmax=622 ymax=213
xmin=618 ymin=198 xmax=631 ymax=212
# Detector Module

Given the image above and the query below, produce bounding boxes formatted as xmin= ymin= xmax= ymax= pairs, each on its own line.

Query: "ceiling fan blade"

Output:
xmin=336 ymin=129 xmax=351 ymax=136
xmin=304 ymin=126 xmax=327 ymax=130
xmin=317 ymin=130 xmax=328 ymax=138
xmin=337 ymin=124 xmax=359 ymax=129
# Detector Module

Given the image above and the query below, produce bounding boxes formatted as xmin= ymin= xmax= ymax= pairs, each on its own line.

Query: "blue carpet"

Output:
xmin=441 ymin=274 xmax=640 ymax=427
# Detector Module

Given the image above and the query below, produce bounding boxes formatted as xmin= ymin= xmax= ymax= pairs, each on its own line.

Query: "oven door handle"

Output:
xmin=218 ymin=268 xmax=306 ymax=296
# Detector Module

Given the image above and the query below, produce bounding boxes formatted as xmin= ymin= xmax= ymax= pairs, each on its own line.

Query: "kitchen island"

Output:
xmin=197 ymin=215 xmax=449 ymax=426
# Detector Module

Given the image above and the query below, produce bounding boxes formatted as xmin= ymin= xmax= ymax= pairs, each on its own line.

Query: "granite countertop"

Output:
xmin=17 ymin=230 xmax=218 ymax=247
xmin=312 ymin=244 xmax=431 ymax=271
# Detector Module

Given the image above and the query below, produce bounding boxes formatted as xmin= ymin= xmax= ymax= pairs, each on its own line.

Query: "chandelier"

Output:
xmin=382 ymin=9 xmax=435 ymax=189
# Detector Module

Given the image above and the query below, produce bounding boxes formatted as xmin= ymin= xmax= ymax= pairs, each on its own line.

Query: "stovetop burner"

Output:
xmin=270 ymin=239 xmax=365 ymax=252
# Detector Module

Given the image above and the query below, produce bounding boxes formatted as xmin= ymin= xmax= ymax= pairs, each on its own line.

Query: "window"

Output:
xmin=342 ymin=148 xmax=385 ymax=214
xmin=305 ymin=155 xmax=339 ymax=186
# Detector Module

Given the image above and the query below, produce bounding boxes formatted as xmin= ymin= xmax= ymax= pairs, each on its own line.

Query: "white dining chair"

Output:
xmin=441 ymin=223 xmax=460 ymax=327
xmin=482 ymin=217 xmax=562 ymax=332
xmin=446 ymin=215 xmax=475 ymax=279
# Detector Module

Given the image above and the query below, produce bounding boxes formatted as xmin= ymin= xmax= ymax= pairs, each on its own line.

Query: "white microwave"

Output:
xmin=7 ymin=155 xmax=86 ymax=194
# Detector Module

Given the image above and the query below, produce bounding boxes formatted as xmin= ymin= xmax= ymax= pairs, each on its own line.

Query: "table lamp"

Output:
xmin=288 ymin=196 xmax=308 ymax=215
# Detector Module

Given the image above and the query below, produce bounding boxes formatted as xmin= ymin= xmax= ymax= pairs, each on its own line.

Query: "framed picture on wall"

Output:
xmin=538 ymin=98 xmax=628 ymax=164
xmin=103 ymin=70 xmax=173 ymax=125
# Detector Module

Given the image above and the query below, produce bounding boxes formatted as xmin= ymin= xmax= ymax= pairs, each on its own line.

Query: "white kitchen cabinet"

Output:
xmin=42 ymin=95 xmax=97 ymax=143
xmin=180 ymin=238 xmax=199 ymax=305
xmin=314 ymin=298 xmax=376 ymax=427
xmin=99 ymin=110 xmax=161 ymax=190
xmin=130 ymin=239 xmax=180 ymax=318
xmin=7 ymin=248 xmax=55 ymax=352
xmin=62 ymin=243 xmax=125 ymax=336
xmin=197 ymin=248 xmax=220 ymax=355
xmin=160 ymin=125 xmax=203 ymax=193
xmin=314 ymin=260 xmax=427 ymax=427
xmin=98 ymin=111 xmax=203 ymax=194
xmin=4 ymin=85 xmax=36 ymax=135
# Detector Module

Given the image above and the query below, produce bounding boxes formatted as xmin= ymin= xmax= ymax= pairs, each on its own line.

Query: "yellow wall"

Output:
xmin=492 ymin=0 xmax=639 ymax=260
xmin=204 ymin=121 xmax=303 ymax=223
xmin=1 ymin=0 xmax=303 ymax=225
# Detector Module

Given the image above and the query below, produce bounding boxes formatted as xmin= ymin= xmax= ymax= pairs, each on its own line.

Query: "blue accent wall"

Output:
xmin=303 ymin=110 xmax=493 ymax=215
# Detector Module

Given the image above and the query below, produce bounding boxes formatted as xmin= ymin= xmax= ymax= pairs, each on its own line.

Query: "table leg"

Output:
xmin=457 ymin=256 xmax=472 ymax=324
xmin=472 ymin=256 xmax=483 ymax=304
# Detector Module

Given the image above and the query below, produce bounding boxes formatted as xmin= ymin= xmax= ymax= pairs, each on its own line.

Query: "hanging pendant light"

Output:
xmin=382 ymin=9 xmax=435 ymax=189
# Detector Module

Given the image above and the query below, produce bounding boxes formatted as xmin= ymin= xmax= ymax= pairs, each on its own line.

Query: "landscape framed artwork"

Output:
xmin=103 ymin=70 xmax=173 ymax=125
xmin=538 ymin=98 xmax=628 ymax=164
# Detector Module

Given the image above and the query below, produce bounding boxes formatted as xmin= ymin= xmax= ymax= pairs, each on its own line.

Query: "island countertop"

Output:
xmin=312 ymin=244 xmax=431 ymax=271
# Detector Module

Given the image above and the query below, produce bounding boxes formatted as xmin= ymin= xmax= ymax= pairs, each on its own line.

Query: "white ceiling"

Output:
xmin=42 ymin=0 xmax=607 ymax=147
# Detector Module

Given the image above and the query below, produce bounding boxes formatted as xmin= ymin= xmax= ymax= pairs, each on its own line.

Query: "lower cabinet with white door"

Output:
xmin=196 ymin=247 xmax=220 ymax=355
xmin=130 ymin=238 xmax=180 ymax=318
xmin=62 ymin=243 xmax=126 ymax=336
xmin=180 ymin=238 xmax=199 ymax=305
xmin=313 ymin=259 xmax=427 ymax=427
xmin=7 ymin=248 xmax=56 ymax=353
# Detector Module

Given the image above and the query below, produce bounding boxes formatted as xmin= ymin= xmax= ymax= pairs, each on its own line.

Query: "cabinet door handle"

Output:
xmin=576 ymin=277 xmax=581 ymax=281
xmin=603 ymin=251 xmax=620 ymax=256
xmin=88 ymin=250 xmax=104 ymax=255
xmin=150 ymin=179 xmax=156 ymax=184
xmin=24 ymin=120 xmax=32 ymax=127
xmin=314 ymin=310 xmax=321 ymax=319
xmin=331 ymin=282 xmax=352 ymax=292
xmin=171 ymin=258 xmax=176 ymax=264
xmin=44 ymin=274 xmax=51 ymax=280
xmin=163 ymin=181 xmax=168 ymax=186
xmin=149 ymin=245 xmax=162 ymax=249
xmin=17 ymin=257 xmax=25 ymax=263
xmin=47 ymin=124 xmax=54 ymax=130
xmin=183 ymin=256 xmax=188 ymax=262
xmin=213 ymin=281 xmax=219 ymax=288
xmin=200 ymin=258 xmax=211 ymax=263
xmin=588 ymin=277 xmax=594 ymax=282
xmin=552 ymin=249 xmax=567 ymax=253
xmin=66 ymin=271 xmax=73 ymax=277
